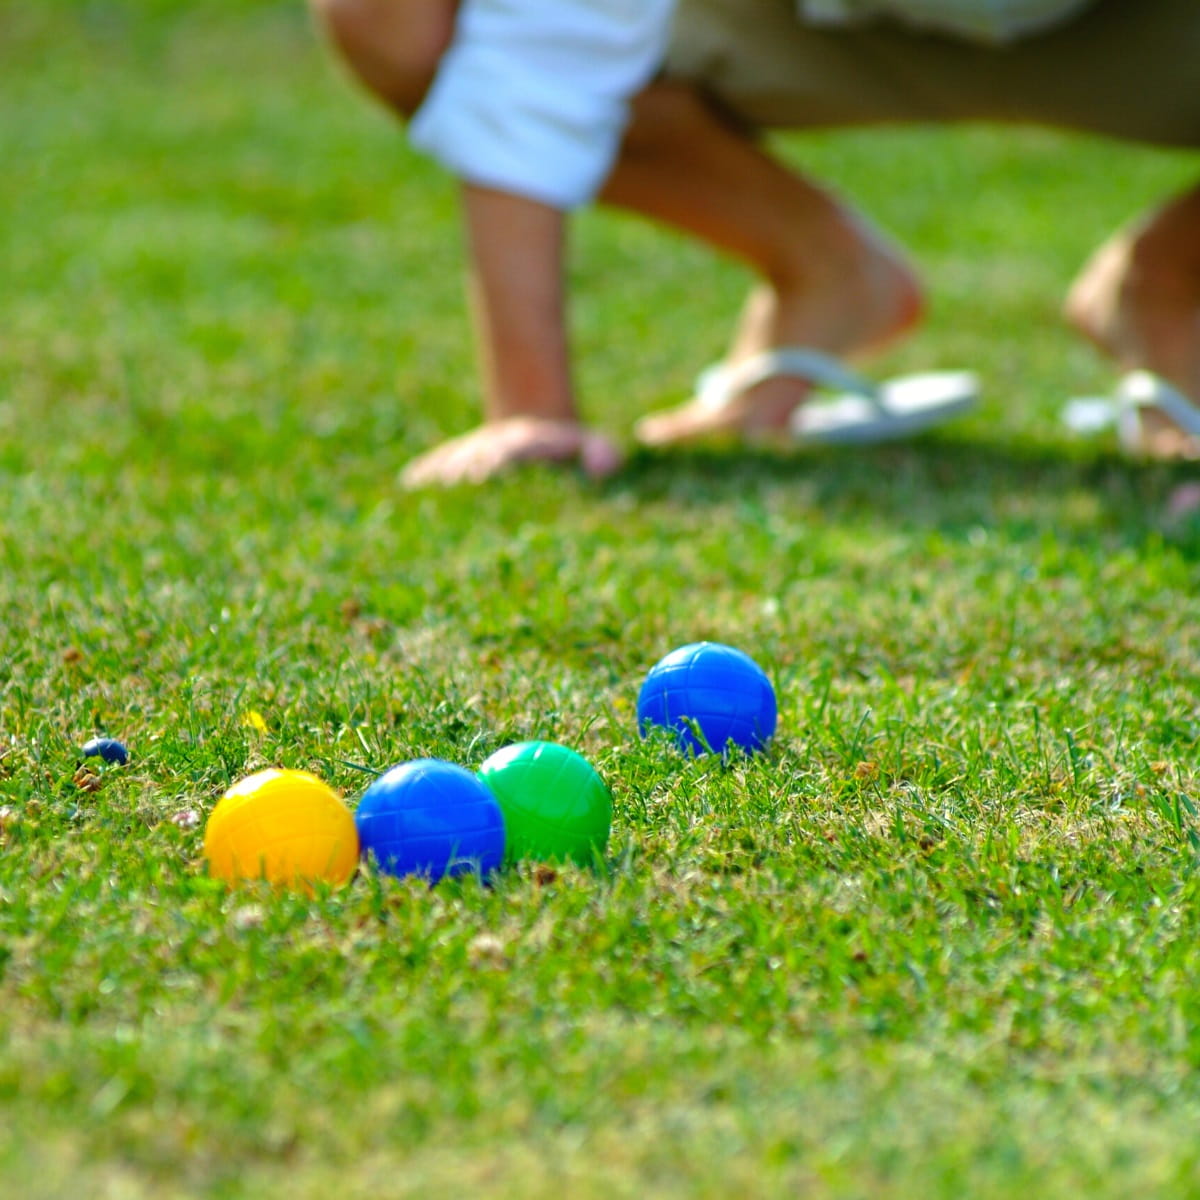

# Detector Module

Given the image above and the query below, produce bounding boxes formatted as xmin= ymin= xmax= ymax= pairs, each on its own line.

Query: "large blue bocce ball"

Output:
xmin=637 ymin=642 xmax=777 ymax=756
xmin=355 ymin=758 xmax=506 ymax=882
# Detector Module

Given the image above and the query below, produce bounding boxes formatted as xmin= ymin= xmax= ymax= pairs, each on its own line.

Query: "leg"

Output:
xmin=600 ymin=83 xmax=923 ymax=445
xmin=663 ymin=0 xmax=1200 ymax=454
xmin=308 ymin=0 xmax=456 ymax=118
xmin=1065 ymin=183 xmax=1200 ymax=457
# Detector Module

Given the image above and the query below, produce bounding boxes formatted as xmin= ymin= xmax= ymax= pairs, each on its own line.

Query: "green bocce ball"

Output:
xmin=477 ymin=740 xmax=611 ymax=867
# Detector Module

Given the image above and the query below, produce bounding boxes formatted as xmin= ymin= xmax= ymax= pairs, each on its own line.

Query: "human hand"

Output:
xmin=399 ymin=417 xmax=624 ymax=488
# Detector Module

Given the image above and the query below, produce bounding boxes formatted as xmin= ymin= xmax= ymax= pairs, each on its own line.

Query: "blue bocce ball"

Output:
xmin=637 ymin=642 xmax=777 ymax=756
xmin=355 ymin=758 xmax=506 ymax=882
xmin=81 ymin=737 xmax=129 ymax=765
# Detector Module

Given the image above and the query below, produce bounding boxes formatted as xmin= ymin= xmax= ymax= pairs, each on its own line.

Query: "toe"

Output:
xmin=635 ymin=402 xmax=730 ymax=447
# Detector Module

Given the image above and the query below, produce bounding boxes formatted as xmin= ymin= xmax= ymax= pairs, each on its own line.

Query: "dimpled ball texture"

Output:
xmin=354 ymin=758 xmax=506 ymax=883
xmin=637 ymin=642 xmax=777 ymax=756
xmin=203 ymin=768 xmax=359 ymax=888
xmin=477 ymin=741 xmax=611 ymax=867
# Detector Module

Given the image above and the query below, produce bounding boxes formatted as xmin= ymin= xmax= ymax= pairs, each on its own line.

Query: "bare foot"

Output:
xmin=400 ymin=417 xmax=623 ymax=488
xmin=1064 ymin=187 xmax=1200 ymax=458
xmin=635 ymin=212 xmax=924 ymax=447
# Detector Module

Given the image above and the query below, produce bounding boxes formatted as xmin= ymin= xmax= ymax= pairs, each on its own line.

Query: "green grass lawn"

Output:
xmin=3 ymin=3 xmax=1200 ymax=1196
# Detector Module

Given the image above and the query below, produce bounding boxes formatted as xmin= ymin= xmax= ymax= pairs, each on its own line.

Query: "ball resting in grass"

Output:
xmin=354 ymin=758 xmax=506 ymax=883
xmin=81 ymin=737 xmax=128 ymax=765
xmin=637 ymin=642 xmax=777 ymax=756
xmin=477 ymin=740 xmax=611 ymax=867
xmin=203 ymin=768 xmax=359 ymax=889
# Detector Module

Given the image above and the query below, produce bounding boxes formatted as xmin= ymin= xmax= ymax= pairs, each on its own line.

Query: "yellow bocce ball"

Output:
xmin=204 ymin=768 xmax=359 ymax=889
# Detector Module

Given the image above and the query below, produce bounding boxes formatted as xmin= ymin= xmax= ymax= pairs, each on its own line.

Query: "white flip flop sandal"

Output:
xmin=696 ymin=347 xmax=979 ymax=446
xmin=1063 ymin=370 xmax=1200 ymax=455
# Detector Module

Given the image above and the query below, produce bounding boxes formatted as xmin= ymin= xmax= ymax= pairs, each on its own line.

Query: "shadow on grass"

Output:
xmin=610 ymin=432 xmax=1200 ymax=556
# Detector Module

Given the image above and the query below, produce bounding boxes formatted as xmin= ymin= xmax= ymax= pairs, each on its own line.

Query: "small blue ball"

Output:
xmin=355 ymin=758 xmax=505 ymax=882
xmin=637 ymin=642 xmax=777 ymax=756
xmin=81 ymin=737 xmax=129 ymax=765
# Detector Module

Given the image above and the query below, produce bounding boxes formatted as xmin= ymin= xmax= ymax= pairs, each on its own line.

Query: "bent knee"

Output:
xmin=622 ymin=82 xmax=735 ymax=159
xmin=311 ymin=0 xmax=456 ymax=118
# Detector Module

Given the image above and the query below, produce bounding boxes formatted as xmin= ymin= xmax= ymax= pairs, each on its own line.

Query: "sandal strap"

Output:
xmin=696 ymin=347 xmax=885 ymax=413
xmin=1118 ymin=370 xmax=1200 ymax=436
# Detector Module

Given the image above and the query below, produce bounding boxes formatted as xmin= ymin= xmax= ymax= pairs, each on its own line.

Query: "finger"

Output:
xmin=511 ymin=425 xmax=585 ymax=463
xmin=579 ymin=431 xmax=624 ymax=477
xmin=400 ymin=444 xmax=466 ymax=489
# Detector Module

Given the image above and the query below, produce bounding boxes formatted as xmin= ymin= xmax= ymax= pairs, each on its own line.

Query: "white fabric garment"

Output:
xmin=798 ymin=0 xmax=1095 ymax=43
xmin=410 ymin=0 xmax=678 ymax=211
xmin=409 ymin=0 xmax=1097 ymax=211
